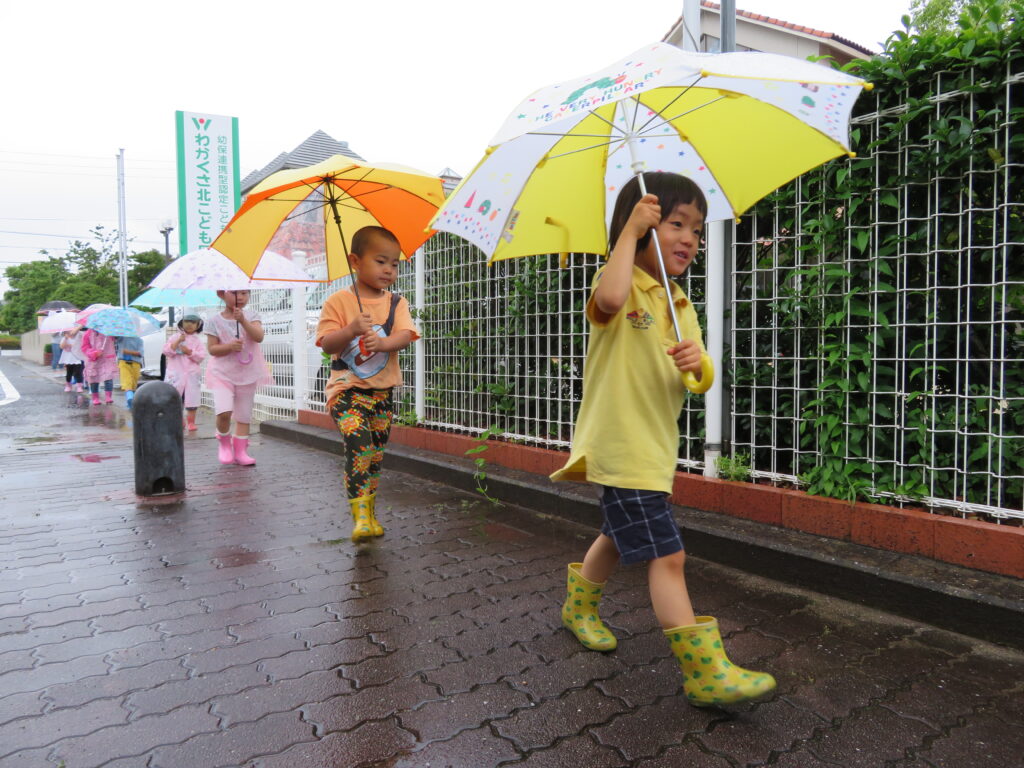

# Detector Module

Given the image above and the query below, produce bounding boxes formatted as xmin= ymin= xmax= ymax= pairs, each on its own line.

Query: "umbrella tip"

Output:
xmin=862 ymin=81 xmax=874 ymax=92
xmin=847 ymin=151 xmax=857 ymax=158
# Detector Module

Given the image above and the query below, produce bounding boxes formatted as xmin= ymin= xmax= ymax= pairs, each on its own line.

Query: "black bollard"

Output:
xmin=133 ymin=381 xmax=185 ymax=496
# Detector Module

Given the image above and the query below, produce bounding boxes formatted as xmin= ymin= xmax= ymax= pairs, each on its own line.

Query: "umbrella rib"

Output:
xmin=634 ymin=95 xmax=730 ymax=139
xmin=544 ymin=136 xmax=625 ymax=162
xmin=526 ymin=131 xmax=621 ymax=139
xmin=631 ymin=75 xmax=705 ymax=134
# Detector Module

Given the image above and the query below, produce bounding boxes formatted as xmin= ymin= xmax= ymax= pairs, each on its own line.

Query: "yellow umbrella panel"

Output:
xmin=213 ymin=156 xmax=446 ymax=282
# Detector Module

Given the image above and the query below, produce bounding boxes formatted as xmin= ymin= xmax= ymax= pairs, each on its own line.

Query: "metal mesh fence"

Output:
xmin=731 ymin=66 xmax=1023 ymax=521
xmin=204 ymin=64 xmax=1021 ymax=524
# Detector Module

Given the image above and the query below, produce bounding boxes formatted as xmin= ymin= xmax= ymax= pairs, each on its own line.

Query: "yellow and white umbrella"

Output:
xmin=212 ymin=156 xmax=446 ymax=282
xmin=433 ymin=42 xmax=870 ymax=260
xmin=430 ymin=42 xmax=871 ymax=392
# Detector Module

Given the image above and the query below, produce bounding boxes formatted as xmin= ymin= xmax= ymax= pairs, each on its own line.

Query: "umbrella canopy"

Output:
xmin=212 ymin=157 xmax=446 ymax=282
xmin=430 ymin=43 xmax=870 ymax=395
xmin=431 ymin=42 xmax=871 ymax=262
xmin=83 ymin=307 xmax=162 ymax=337
xmin=131 ymin=286 xmax=222 ymax=308
xmin=38 ymin=310 xmax=81 ymax=333
xmin=36 ymin=300 xmax=78 ymax=315
xmin=76 ymin=303 xmax=115 ymax=324
xmin=149 ymin=248 xmax=317 ymax=291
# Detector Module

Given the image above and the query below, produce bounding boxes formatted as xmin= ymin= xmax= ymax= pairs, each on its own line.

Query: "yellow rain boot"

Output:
xmin=349 ymin=496 xmax=374 ymax=542
xmin=665 ymin=616 xmax=776 ymax=707
xmin=367 ymin=494 xmax=384 ymax=537
xmin=561 ymin=562 xmax=617 ymax=651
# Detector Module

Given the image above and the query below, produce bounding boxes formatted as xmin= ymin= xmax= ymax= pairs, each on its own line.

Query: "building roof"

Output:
xmin=667 ymin=1 xmax=876 ymax=58
xmin=240 ymin=130 xmax=365 ymax=193
xmin=437 ymin=167 xmax=463 ymax=196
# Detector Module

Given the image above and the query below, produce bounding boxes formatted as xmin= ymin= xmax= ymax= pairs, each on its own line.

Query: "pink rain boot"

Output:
xmin=104 ymin=391 xmax=113 ymax=404
xmin=91 ymin=392 xmax=101 ymax=405
xmin=216 ymin=433 xmax=234 ymax=464
xmin=74 ymin=383 xmax=83 ymax=393
xmin=64 ymin=383 xmax=71 ymax=392
xmin=232 ymin=436 xmax=256 ymax=466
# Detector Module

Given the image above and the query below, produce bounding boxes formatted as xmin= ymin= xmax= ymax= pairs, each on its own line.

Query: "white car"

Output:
xmin=141 ymin=326 xmax=169 ymax=378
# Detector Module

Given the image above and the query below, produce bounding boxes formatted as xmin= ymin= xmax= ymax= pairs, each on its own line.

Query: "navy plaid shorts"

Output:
xmin=599 ymin=486 xmax=685 ymax=565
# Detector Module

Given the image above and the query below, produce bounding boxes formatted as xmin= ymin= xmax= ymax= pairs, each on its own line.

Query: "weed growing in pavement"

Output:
xmin=464 ymin=426 xmax=501 ymax=505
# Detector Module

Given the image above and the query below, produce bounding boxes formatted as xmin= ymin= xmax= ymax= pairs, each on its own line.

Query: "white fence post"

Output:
xmin=414 ymin=246 xmax=426 ymax=422
xmin=291 ymin=284 xmax=307 ymax=414
xmin=703 ymin=221 xmax=726 ymax=478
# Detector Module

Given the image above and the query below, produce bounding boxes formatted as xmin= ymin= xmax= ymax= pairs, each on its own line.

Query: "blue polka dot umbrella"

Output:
xmin=83 ymin=306 xmax=162 ymax=337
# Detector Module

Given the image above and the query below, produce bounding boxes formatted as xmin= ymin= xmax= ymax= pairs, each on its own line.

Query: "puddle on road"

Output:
xmin=71 ymin=453 xmax=120 ymax=463
xmin=14 ymin=436 xmax=59 ymax=444
xmin=212 ymin=545 xmax=265 ymax=568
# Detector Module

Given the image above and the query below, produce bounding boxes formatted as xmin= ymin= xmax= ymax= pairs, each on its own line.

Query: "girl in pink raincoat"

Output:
xmin=81 ymin=328 xmax=118 ymax=405
xmin=163 ymin=314 xmax=208 ymax=432
xmin=205 ymin=290 xmax=273 ymax=466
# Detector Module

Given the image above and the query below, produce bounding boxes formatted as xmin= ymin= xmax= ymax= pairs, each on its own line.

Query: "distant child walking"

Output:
xmin=551 ymin=172 xmax=775 ymax=707
xmin=115 ymin=335 xmax=144 ymax=408
xmin=81 ymin=327 xmax=117 ymax=405
xmin=316 ymin=226 xmax=420 ymax=542
xmin=205 ymin=290 xmax=272 ymax=465
xmin=59 ymin=327 xmax=85 ymax=393
xmin=164 ymin=314 xmax=207 ymax=431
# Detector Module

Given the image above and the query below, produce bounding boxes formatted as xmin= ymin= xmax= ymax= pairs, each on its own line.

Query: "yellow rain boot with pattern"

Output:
xmin=366 ymin=494 xmax=384 ymax=537
xmin=349 ymin=496 xmax=374 ymax=542
xmin=665 ymin=616 xmax=776 ymax=706
xmin=561 ymin=562 xmax=617 ymax=651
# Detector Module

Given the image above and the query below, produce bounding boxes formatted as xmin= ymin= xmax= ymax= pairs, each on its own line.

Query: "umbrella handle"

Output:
xmin=636 ymin=172 xmax=714 ymax=395
xmin=649 ymin=223 xmax=715 ymax=394
xmin=351 ymin=277 xmax=369 ymax=355
xmin=682 ymin=356 xmax=714 ymax=394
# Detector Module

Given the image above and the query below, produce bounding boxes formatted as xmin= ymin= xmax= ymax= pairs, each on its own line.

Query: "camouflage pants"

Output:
xmin=330 ymin=387 xmax=393 ymax=499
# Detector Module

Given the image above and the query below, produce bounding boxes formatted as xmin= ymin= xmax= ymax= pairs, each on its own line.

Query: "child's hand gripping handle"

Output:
xmin=682 ymin=353 xmax=714 ymax=394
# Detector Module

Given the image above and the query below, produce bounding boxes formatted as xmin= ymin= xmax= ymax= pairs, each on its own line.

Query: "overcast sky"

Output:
xmin=0 ymin=0 xmax=912 ymax=295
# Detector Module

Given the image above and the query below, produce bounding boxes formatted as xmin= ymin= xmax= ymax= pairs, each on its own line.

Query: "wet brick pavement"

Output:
xmin=1 ymin=355 xmax=1023 ymax=767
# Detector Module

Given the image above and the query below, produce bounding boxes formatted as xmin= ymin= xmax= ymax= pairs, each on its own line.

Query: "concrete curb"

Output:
xmin=261 ymin=419 xmax=1024 ymax=650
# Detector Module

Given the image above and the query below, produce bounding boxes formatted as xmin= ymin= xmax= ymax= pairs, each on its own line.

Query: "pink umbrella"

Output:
xmin=75 ymin=303 xmax=115 ymax=325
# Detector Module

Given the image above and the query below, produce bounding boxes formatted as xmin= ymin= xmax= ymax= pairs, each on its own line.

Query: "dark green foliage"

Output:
xmin=734 ymin=0 xmax=1023 ymax=511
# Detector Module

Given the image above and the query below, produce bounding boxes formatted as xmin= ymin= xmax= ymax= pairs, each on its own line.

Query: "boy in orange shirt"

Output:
xmin=316 ymin=226 xmax=420 ymax=542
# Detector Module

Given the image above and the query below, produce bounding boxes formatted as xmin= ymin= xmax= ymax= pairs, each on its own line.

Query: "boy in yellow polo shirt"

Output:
xmin=551 ymin=172 xmax=775 ymax=707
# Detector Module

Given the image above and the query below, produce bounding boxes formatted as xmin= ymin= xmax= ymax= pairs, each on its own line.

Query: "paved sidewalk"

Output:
xmin=1 ymin=355 xmax=1023 ymax=767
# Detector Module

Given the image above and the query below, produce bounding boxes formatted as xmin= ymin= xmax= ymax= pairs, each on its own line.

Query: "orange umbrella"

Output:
xmin=212 ymin=156 xmax=445 ymax=282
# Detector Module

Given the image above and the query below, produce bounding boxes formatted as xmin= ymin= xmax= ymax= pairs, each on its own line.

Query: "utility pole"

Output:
xmin=160 ymin=222 xmax=175 ymax=326
xmin=116 ymin=149 xmax=129 ymax=308
xmin=678 ymin=0 xmax=736 ymax=479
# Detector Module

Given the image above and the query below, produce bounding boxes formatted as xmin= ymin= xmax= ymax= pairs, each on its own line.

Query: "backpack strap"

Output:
xmin=382 ymin=292 xmax=401 ymax=335
xmin=330 ymin=293 xmax=402 ymax=372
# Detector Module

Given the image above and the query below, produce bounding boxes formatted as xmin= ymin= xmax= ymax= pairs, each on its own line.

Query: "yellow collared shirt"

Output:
xmin=551 ymin=266 xmax=705 ymax=494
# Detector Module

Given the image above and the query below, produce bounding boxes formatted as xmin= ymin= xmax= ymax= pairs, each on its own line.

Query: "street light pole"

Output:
xmin=159 ymin=223 xmax=175 ymax=326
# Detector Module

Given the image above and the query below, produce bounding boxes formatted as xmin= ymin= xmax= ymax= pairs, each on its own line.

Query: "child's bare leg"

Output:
xmin=216 ymin=412 xmax=232 ymax=434
xmin=648 ymin=551 xmax=696 ymax=629
xmin=580 ymin=533 xmax=620 ymax=583
xmin=234 ymin=421 xmax=250 ymax=438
